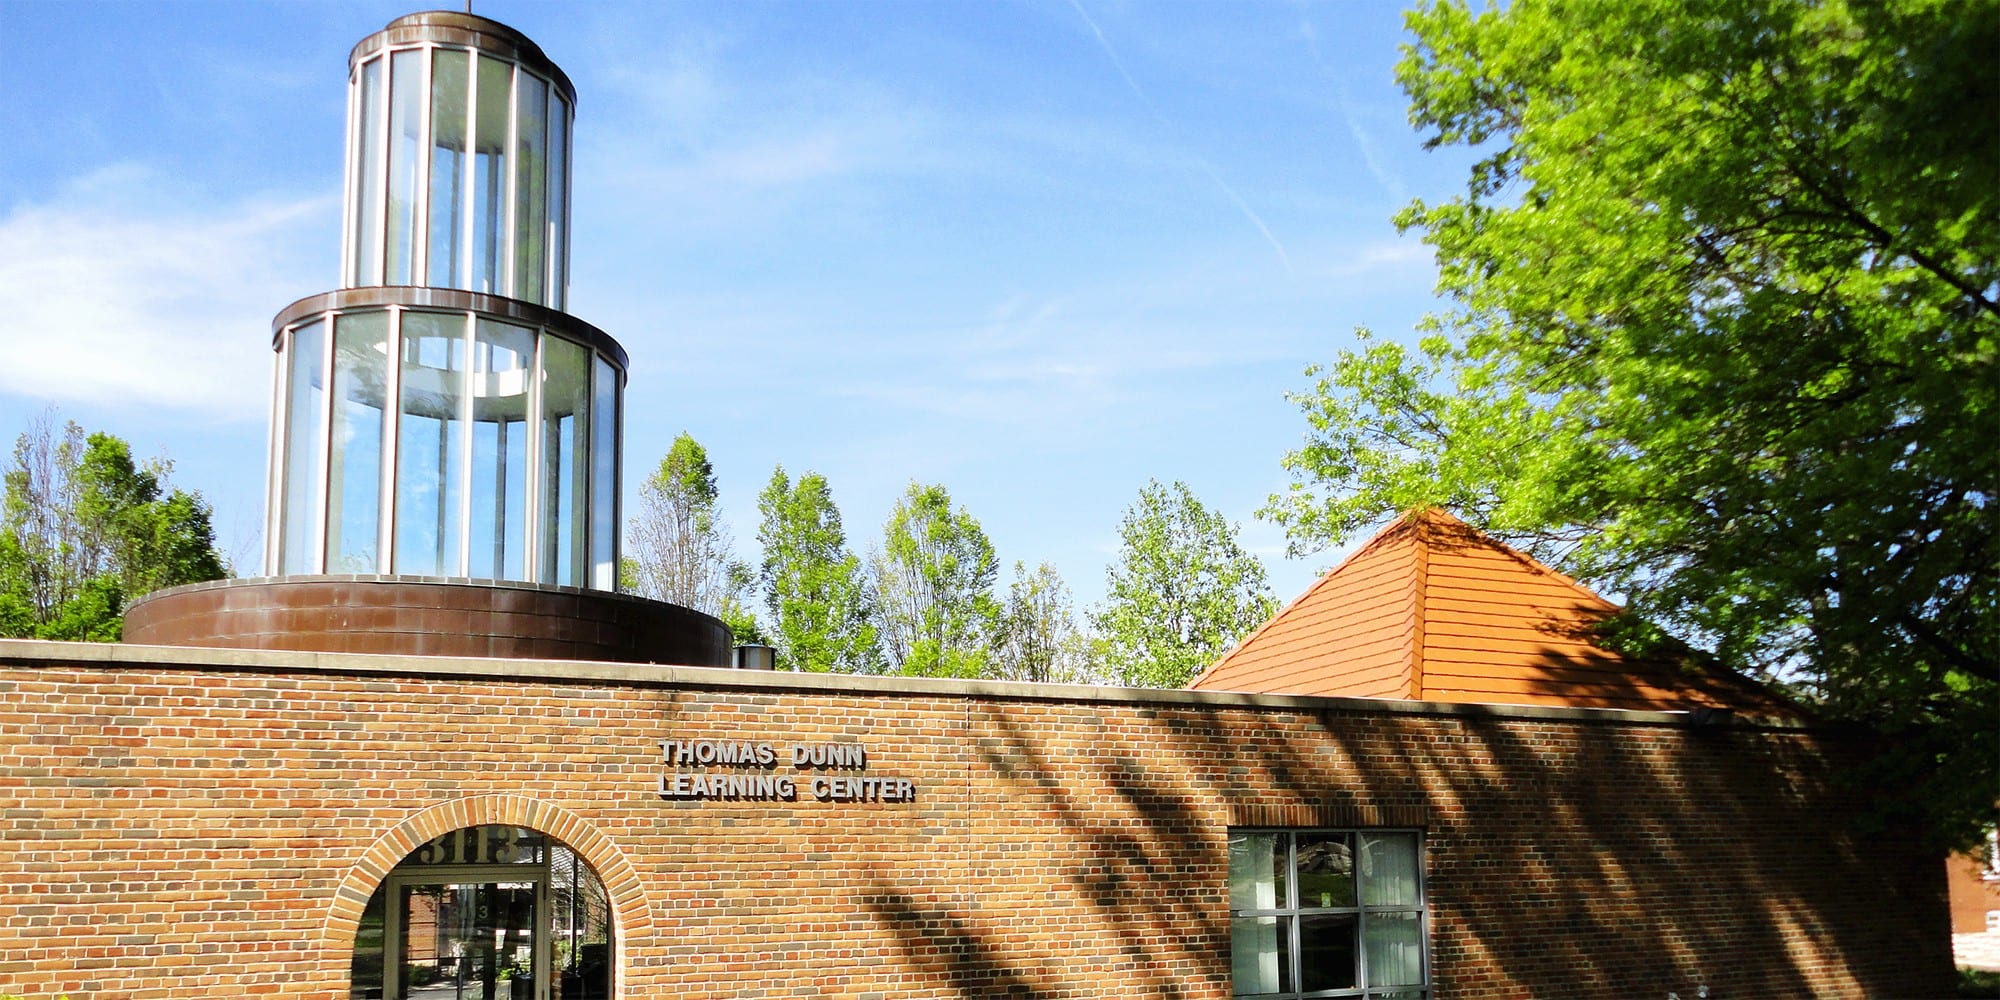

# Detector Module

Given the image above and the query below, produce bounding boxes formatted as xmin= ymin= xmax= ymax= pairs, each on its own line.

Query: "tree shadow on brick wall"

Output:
xmin=861 ymin=702 xmax=1234 ymax=998
xmin=1309 ymin=689 xmax=1953 ymax=998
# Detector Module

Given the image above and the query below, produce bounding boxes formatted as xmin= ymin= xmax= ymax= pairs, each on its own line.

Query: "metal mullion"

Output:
xmin=314 ymin=313 xmax=338 ymax=573
xmin=340 ymin=67 xmax=359 ymax=288
xmin=457 ymin=313 xmax=476 ymax=576
xmin=264 ymin=340 xmax=285 ymax=576
xmin=380 ymin=308 xmax=403 ymax=573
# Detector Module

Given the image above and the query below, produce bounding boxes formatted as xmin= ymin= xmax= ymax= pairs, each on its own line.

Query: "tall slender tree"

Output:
xmin=996 ymin=560 xmax=1099 ymax=684
xmin=1094 ymin=480 xmax=1276 ymax=688
xmin=0 ymin=414 xmax=227 ymax=640
xmin=756 ymin=467 xmax=877 ymax=672
xmin=871 ymin=482 xmax=1000 ymax=678
xmin=626 ymin=432 xmax=760 ymax=640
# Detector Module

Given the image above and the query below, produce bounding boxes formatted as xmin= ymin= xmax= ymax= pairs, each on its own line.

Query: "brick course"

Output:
xmin=0 ymin=641 xmax=1953 ymax=998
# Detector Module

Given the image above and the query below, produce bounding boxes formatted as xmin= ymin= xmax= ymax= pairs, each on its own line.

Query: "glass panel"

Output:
xmin=428 ymin=48 xmax=469 ymax=289
xmin=351 ymin=883 xmax=387 ymax=999
xmin=1298 ymin=912 xmax=1359 ymax=992
xmin=546 ymin=95 xmax=568 ymax=310
xmin=471 ymin=55 xmax=511 ymax=295
xmin=1363 ymin=911 xmax=1425 ymax=988
xmin=539 ymin=336 xmax=589 ymax=585
xmin=328 ymin=313 xmax=388 ymax=573
xmin=552 ymin=844 xmax=613 ymax=999
xmin=280 ymin=320 xmax=327 ymax=574
xmin=1361 ymin=833 xmax=1421 ymax=907
xmin=1228 ymin=832 xmax=1285 ymax=911
xmin=396 ymin=312 xmax=467 ymax=575
xmin=385 ymin=49 xmax=424 ymax=285
xmin=1297 ymin=833 xmax=1355 ymax=908
xmin=398 ymin=882 xmax=536 ymax=1000
xmin=471 ymin=320 xmax=535 ymax=579
xmin=352 ymin=57 xmax=383 ymax=285
xmin=1229 ymin=915 xmax=1290 ymax=996
xmin=589 ymin=356 xmax=618 ymax=590
xmin=513 ymin=72 xmax=547 ymax=304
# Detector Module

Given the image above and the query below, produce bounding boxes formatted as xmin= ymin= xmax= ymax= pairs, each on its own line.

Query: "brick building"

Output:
xmin=0 ymin=10 xmax=1957 ymax=1000
xmin=0 ymin=635 xmax=1957 ymax=999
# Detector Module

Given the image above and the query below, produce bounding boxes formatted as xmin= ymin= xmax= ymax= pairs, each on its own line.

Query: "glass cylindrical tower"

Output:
xmin=264 ymin=12 xmax=620 ymax=589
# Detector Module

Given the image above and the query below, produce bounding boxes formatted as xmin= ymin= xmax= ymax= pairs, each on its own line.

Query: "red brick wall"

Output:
xmin=1950 ymin=849 xmax=2000 ymax=933
xmin=0 ymin=644 xmax=1954 ymax=999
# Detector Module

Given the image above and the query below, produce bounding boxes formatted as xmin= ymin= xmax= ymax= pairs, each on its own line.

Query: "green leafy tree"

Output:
xmin=626 ymin=432 xmax=761 ymax=642
xmin=996 ymin=560 xmax=1102 ymax=684
xmin=1268 ymin=0 xmax=1997 ymax=844
xmin=871 ymin=482 xmax=1001 ymax=678
xmin=0 ymin=415 xmax=228 ymax=640
xmin=756 ymin=467 xmax=878 ymax=672
xmin=1095 ymin=480 xmax=1277 ymax=688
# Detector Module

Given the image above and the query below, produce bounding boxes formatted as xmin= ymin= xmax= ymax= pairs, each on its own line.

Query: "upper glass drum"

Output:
xmin=342 ymin=14 xmax=574 ymax=311
xmin=266 ymin=291 xmax=621 ymax=590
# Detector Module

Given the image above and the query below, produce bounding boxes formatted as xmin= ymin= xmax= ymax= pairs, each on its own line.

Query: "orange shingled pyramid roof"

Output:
xmin=1188 ymin=508 xmax=1796 ymax=716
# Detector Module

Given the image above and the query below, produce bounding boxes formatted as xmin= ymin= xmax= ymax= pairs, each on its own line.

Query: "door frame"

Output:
xmin=382 ymin=864 xmax=551 ymax=1000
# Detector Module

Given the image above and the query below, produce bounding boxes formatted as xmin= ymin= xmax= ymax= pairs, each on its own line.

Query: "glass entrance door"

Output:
xmin=386 ymin=870 xmax=547 ymax=1000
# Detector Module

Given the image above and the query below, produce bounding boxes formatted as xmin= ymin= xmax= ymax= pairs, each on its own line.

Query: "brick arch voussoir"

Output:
xmin=318 ymin=794 xmax=653 ymax=991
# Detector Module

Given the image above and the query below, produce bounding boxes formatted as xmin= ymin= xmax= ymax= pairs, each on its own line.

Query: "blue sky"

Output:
xmin=0 ymin=0 xmax=1474 ymax=613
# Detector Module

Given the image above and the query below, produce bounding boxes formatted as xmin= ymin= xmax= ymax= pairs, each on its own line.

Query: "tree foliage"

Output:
xmin=870 ymin=482 xmax=1001 ymax=678
xmin=626 ymin=433 xmax=761 ymax=641
xmin=996 ymin=560 xmax=1102 ymax=685
xmin=1095 ymin=480 xmax=1277 ymax=688
xmin=0 ymin=415 xmax=228 ymax=640
xmin=1269 ymin=0 xmax=1997 ymax=844
xmin=756 ymin=467 xmax=878 ymax=673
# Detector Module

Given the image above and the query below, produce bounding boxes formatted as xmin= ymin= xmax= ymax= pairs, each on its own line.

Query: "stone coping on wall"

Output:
xmin=0 ymin=636 xmax=1823 ymax=733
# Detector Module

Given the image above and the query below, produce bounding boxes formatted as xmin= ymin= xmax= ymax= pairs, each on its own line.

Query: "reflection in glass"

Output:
xmin=471 ymin=320 xmax=534 ymax=579
xmin=547 ymin=96 xmax=569 ymax=310
xmin=513 ymin=72 xmax=547 ymax=304
xmin=427 ymin=49 xmax=469 ymax=289
xmin=397 ymin=312 xmax=467 ymax=575
xmin=1298 ymin=913 xmax=1359 ymax=992
xmin=589 ymin=356 xmax=618 ymax=590
xmin=347 ymin=826 xmax=613 ymax=1000
xmin=385 ymin=49 xmax=424 ymax=285
xmin=1296 ymin=833 xmax=1355 ymax=908
xmin=1229 ymin=832 xmax=1284 ymax=911
xmin=1361 ymin=833 xmax=1421 ymax=906
xmin=1230 ymin=915 xmax=1290 ymax=995
xmin=281 ymin=321 xmax=327 ymax=574
xmin=352 ymin=57 xmax=383 ymax=285
xmin=539 ymin=337 xmax=588 ymax=586
xmin=471 ymin=55 xmax=511 ymax=296
xmin=1365 ymin=911 xmax=1425 ymax=987
xmin=328 ymin=313 xmax=389 ymax=573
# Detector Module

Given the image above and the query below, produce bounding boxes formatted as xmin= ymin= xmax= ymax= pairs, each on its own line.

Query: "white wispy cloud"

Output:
xmin=1065 ymin=0 xmax=1295 ymax=276
xmin=0 ymin=164 xmax=333 ymax=417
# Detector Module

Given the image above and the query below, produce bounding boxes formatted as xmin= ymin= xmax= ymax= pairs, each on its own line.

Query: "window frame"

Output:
xmin=1228 ymin=827 xmax=1431 ymax=1000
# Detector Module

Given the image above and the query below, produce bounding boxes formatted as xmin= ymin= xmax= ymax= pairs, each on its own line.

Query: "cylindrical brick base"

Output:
xmin=123 ymin=576 xmax=732 ymax=666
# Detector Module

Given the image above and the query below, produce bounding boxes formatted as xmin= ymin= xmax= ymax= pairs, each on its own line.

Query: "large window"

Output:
xmin=1229 ymin=829 xmax=1428 ymax=999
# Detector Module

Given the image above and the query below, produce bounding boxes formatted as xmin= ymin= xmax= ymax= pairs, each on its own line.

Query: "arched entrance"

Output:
xmin=349 ymin=824 xmax=612 ymax=999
